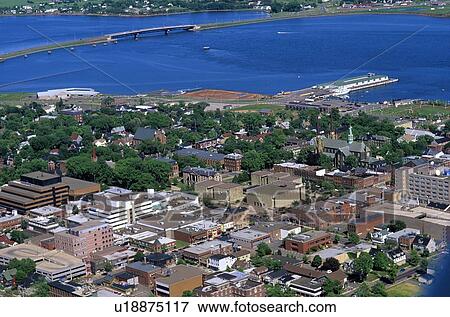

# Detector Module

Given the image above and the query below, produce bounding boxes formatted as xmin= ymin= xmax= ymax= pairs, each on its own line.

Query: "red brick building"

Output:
xmin=224 ymin=153 xmax=243 ymax=172
xmin=54 ymin=220 xmax=113 ymax=258
xmin=284 ymin=231 xmax=332 ymax=254
xmin=347 ymin=212 xmax=384 ymax=236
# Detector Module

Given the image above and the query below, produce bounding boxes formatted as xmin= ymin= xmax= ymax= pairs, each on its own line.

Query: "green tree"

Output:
xmin=134 ymin=251 xmax=145 ymax=262
xmin=371 ymin=282 xmax=387 ymax=297
xmin=333 ymin=235 xmax=341 ymax=244
xmin=177 ymin=258 xmax=187 ymax=265
xmin=356 ymin=283 xmax=371 ymax=297
xmin=8 ymin=258 xmax=36 ymax=283
xmin=20 ymin=219 xmax=28 ymax=230
xmin=407 ymin=249 xmax=420 ymax=266
xmin=388 ymin=220 xmax=406 ymax=232
xmin=10 ymin=230 xmax=28 ymax=244
xmin=104 ymin=261 xmax=113 ymax=272
xmin=265 ymin=284 xmax=296 ymax=297
xmin=322 ymin=257 xmax=340 ymax=272
xmin=318 ymin=154 xmax=333 ymax=170
xmin=353 ymin=252 xmax=373 ymax=281
xmin=32 ymin=279 xmax=50 ymax=297
xmin=420 ymin=258 xmax=429 ymax=272
xmin=322 ymin=279 xmax=342 ymax=297
xmin=386 ymin=263 xmax=399 ymax=283
xmin=373 ymin=252 xmax=391 ymax=272
xmin=348 ymin=232 xmax=360 ymax=245
xmin=311 ymin=255 xmax=323 ymax=268
xmin=344 ymin=155 xmax=359 ymax=168
xmin=256 ymin=243 xmax=272 ymax=257
xmin=182 ymin=290 xmax=194 ymax=297
xmin=242 ymin=150 xmax=265 ymax=172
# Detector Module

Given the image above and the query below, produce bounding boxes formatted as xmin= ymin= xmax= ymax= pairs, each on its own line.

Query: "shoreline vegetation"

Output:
xmin=1 ymin=6 xmax=450 ymax=62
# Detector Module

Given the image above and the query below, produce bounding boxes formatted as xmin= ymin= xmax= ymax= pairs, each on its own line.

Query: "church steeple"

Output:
xmin=348 ymin=125 xmax=354 ymax=144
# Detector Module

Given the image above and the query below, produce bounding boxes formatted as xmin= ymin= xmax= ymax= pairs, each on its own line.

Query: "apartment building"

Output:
xmin=182 ymin=240 xmax=233 ymax=265
xmin=208 ymin=254 xmax=237 ymax=271
xmin=54 ymin=220 xmax=114 ymax=258
xmin=0 ymin=172 xmax=69 ymax=214
xmin=174 ymin=220 xmax=222 ymax=243
xmin=230 ymin=229 xmax=271 ymax=250
xmin=175 ymin=148 xmax=225 ymax=167
xmin=155 ymin=265 xmax=205 ymax=297
xmin=125 ymin=262 xmax=162 ymax=288
xmin=284 ymin=231 xmax=332 ymax=254
xmin=182 ymin=167 xmax=222 ymax=186
xmin=0 ymin=210 xmax=22 ymax=230
xmin=195 ymin=180 xmax=244 ymax=203
xmin=196 ymin=271 xmax=266 ymax=297
xmin=224 ymin=153 xmax=243 ymax=172
xmin=87 ymin=187 xmax=168 ymax=230
xmin=347 ymin=212 xmax=384 ymax=236
xmin=395 ymin=162 xmax=450 ymax=205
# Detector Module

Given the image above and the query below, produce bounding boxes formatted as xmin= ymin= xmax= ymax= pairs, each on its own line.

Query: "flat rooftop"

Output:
xmin=230 ymin=229 xmax=269 ymax=241
xmin=62 ymin=176 xmax=100 ymax=191
xmin=0 ymin=244 xmax=84 ymax=273
xmin=155 ymin=265 xmax=205 ymax=285
xmin=289 ymin=231 xmax=330 ymax=242
xmin=183 ymin=239 xmax=232 ymax=255
xmin=29 ymin=206 xmax=63 ymax=216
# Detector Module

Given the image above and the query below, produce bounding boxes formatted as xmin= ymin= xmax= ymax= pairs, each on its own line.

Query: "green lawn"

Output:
xmin=0 ymin=0 xmax=49 ymax=6
xmin=366 ymin=272 xmax=379 ymax=283
xmin=386 ymin=281 xmax=421 ymax=297
xmin=175 ymin=240 xmax=190 ymax=249
xmin=0 ymin=92 xmax=34 ymax=106
xmin=232 ymin=104 xmax=285 ymax=112
xmin=369 ymin=104 xmax=450 ymax=119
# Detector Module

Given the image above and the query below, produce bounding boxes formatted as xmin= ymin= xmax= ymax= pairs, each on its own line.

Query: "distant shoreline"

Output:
xmin=0 ymin=8 xmax=263 ymax=18
xmin=1 ymin=6 xmax=450 ymax=19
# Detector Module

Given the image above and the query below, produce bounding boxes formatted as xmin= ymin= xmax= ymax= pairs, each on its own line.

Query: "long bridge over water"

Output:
xmin=106 ymin=24 xmax=197 ymax=40
xmin=0 ymin=13 xmax=310 ymax=62
xmin=0 ymin=24 xmax=198 ymax=61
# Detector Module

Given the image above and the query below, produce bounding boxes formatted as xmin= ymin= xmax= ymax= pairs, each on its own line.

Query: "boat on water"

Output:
xmin=47 ymin=50 xmax=52 ymax=54
xmin=203 ymin=46 xmax=210 ymax=50
xmin=24 ymin=55 xmax=28 ymax=58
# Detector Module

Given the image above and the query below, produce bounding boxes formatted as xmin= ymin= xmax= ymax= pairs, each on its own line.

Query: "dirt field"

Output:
xmin=181 ymin=89 xmax=268 ymax=101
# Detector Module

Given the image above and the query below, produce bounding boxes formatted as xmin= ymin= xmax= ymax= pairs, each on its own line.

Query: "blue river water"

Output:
xmin=1 ymin=12 xmax=450 ymax=102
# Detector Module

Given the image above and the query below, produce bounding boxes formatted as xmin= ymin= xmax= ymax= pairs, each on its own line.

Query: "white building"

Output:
xmin=87 ymin=188 xmax=170 ymax=230
xmin=37 ymin=88 xmax=99 ymax=100
xmin=208 ymin=255 xmax=237 ymax=271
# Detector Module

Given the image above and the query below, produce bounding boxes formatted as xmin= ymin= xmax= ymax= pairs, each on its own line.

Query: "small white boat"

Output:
xmin=203 ymin=46 xmax=210 ymax=50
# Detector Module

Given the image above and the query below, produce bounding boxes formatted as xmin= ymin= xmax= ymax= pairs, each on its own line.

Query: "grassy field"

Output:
xmin=387 ymin=281 xmax=422 ymax=297
xmin=369 ymin=104 xmax=450 ymax=119
xmin=175 ymin=240 xmax=190 ymax=249
xmin=0 ymin=0 xmax=48 ymax=6
xmin=0 ymin=92 xmax=34 ymax=106
xmin=231 ymin=103 xmax=285 ymax=112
